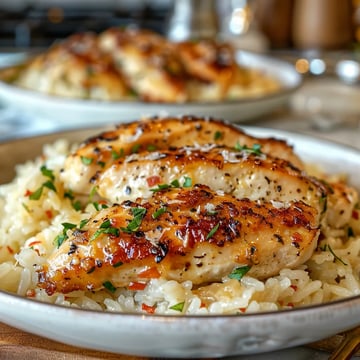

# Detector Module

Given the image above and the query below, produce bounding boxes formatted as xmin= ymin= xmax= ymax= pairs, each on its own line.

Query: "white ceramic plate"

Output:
xmin=0 ymin=52 xmax=301 ymax=128
xmin=0 ymin=126 xmax=359 ymax=359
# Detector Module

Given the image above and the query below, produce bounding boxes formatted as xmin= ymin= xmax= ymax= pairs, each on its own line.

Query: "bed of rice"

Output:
xmin=0 ymin=139 xmax=360 ymax=315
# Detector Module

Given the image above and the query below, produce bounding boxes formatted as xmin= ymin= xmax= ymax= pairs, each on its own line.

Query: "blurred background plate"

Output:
xmin=0 ymin=51 xmax=301 ymax=130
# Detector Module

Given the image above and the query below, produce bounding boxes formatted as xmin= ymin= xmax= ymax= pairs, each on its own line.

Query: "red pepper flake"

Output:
xmin=24 ymin=189 xmax=33 ymax=197
xmin=26 ymin=289 xmax=36 ymax=298
xmin=290 ymin=285 xmax=298 ymax=291
xmin=138 ymin=267 xmax=161 ymax=279
xmin=142 ymin=303 xmax=156 ymax=314
xmin=146 ymin=176 xmax=161 ymax=187
xmin=287 ymin=302 xmax=294 ymax=308
xmin=128 ymin=282 xmax=147 ymax=291
xmin=6 ymin=246 xmax=14 ymax=254
xmin=28 ymin=240 xmax=41 ymax=248
xmin=352 ymin=210 xmax=359 ymax=220
xmin=239 ymin=307 xmax=246 ymax=313
xmin=45 ymin=210 xmax=53 ymax=219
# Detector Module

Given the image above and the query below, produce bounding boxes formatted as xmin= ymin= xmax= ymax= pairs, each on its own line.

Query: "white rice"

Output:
xmin=0 ymin=139 xmax=360 ymax=315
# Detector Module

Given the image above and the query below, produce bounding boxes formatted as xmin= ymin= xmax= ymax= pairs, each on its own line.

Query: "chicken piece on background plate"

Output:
xmin=15 ymin=32 xmax=131 ymax=101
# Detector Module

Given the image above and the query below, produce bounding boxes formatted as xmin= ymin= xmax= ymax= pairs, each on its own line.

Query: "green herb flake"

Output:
xmin=22 ymin=202 xmax=31 ymax=213
xmin=327 ymin=244 xmax=348 ymax=266
xmin=103 ymin=280 xmax=117 ymax=293
xmin=43 ymin=180 xmax=57 ymax=193
xmin=54 ymin=233 xmax=67 ymax=248
xmin=89 ymin=186 xmax=98 ymax=201
xmin=97 ymin=161 xmax=106 ymax=168
xmin=170 ymin=179 xmax=180 ymax=188
xmin=29 ymin=187 xmax=43 ymax=200
xmin=111 ymin=148 xmax=125 ymax=160
xmin=113 ymin=261 xmax=123 ymax=268
xmin=214 ymin=131 xmax=223 ymax=141
xmin=86 ymin=266 xmax=96 ymax=274
xmin=121 ymin=207 xmax=147 ymax=233
xmin=147 ymin=144 xmax=157 ymax=152
xmin=228 ymin=265 xmax=251 ymax=281
xmin=131 ymin=144 xmax=141 ymax=154
xmin=91 ymin=224 xmax=120 ymax=241
xmin=152 ymin=206 xmax=167 ymax=219
xmin=182 ymin=176 xmax=192 ymax=188
xmin=79 ymin=218 xmax=89 ymax=229
xmin=54 ymin=222 xmax=77 ymax=248
xmin=64 ymin=190 xmax=74 ymax=200
xmin=234 ymin=143 xmax=262 ymax=156
xmin=40 ymin=165 xmax=55 ymax=181
xmin=150 ymin=183 xmax=171 ymax=193
xmin=72 ymin=200 xmax=82 ymax=211
xmin=81 ymin=156 xmax=93 ymax=166
xmin=206 ymin=223 xmax=220 ymax=240
xmin=169 ymin=301 xmax=185 ymax=312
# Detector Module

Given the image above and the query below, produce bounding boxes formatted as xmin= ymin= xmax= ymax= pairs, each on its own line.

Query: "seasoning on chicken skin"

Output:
xmin=98 ymin=27 xmax=187 ymax=102
xmin=38 ymin=185 xmax=321 ymax=295
xmin=60 ymin=116 xmax=304 ymax=195
xmin=92 ymin=144 xmax=327 ymax=219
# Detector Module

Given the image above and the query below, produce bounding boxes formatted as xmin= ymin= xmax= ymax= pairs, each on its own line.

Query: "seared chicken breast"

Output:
xmin=15 ymin=32 xmax=130 ymax=101
xmin=93 ymin=144 xmax=326 ymax=217
xmin=98 ymin=27 xmax=187 ymax=102
xmin=61 ymin=116 xmax=304 ymax=195
xmin=38 ymin=185 xmax=321 ymax=295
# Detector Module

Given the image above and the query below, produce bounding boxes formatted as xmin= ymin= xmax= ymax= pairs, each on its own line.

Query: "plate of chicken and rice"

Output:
xmin=0 ymin=114 xmax=360 ymax=358
xmin=0 ymin=26 xmax=301 ymax=126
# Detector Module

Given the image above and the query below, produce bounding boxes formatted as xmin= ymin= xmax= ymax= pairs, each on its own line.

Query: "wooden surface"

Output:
xmin=0 ymin=322 xmax=149 ymax=360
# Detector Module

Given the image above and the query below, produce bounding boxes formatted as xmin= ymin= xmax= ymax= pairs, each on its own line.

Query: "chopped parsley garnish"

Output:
xmin=80 ymin=156 xmax=93 ymax=165
xmin=40 ymin=165 xmax=55 ymax=181
xmin=121 ymin=207 xmax=147 ymax=233
xmin=214 ymin=131 xmax=223 ymax=141
xmin=131 ymin=143 xmax=141 ymax=154
xmin=183 ymin=176 xmax=192 ymax=188
xmin=150 ymin=177 xmax=192 ymax=192
xmin=234 ymin=143 xmax=262 ymax=156
xmin=228 ymin=265 xmax=251 ymax=281
xmin=113 ymin=261 xmax=123 ymax=268
xmin=206 ymin=223 xmax=220 ymax=240
xmin=29 ymin=165 xmax=57 ymax=200
xmin=91 ymin=219 xmax=120 ymax=241
xmin=169 ymin=301 xmax=185 ymax=312
xmin=54 ymin=222 xmax=77 ymax=248
xmin=79 ymin=218 xmax=89 ymax=229
xmin=147 ymin=144 xmax=157 ymax=151
xmin=111 ymin=148 xmax=125 ymax=160
xmin=152 ymin=206 xmax=167 ymax=219
xmin=103 ymin=280 xmax=117 ymax=293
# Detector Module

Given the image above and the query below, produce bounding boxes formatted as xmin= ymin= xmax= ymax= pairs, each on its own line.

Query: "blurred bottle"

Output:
xmin=292 ymin=0 xmax=354 ymax=50
xmin=166 ymin=0 xmax=219 ymax=41
xmin=255 ymin=0 xmax=295 ymax=49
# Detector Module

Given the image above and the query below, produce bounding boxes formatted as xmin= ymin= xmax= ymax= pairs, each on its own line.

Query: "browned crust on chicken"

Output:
xmin=93 ymin=143 xmax=326 ymax=219
xmin=38 ymin=185 xmax=320 ymax=295
xmin=60 ymin=116 xmax=304 ymax=195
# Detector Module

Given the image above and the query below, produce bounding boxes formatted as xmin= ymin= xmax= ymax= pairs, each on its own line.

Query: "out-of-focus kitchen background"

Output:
xmin=0 ymin=0 xmax=359 ymax=141
xmin=0 ymin=0 xmax=358 ymax=51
